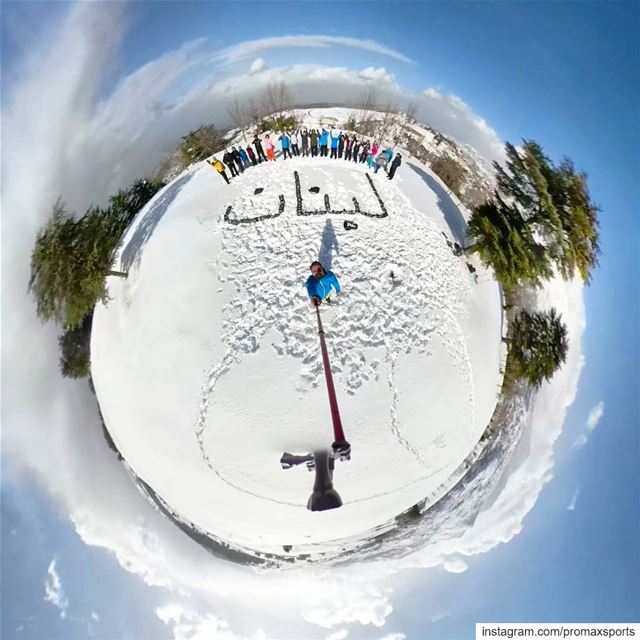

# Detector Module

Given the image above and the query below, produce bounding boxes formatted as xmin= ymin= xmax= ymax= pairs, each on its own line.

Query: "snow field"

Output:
xmin=91 ymin=152 xmax=502 ymax=558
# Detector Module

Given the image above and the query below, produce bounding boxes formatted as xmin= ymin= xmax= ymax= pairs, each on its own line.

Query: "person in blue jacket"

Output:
xmin=305 ymin=261 xmax=341 ymax=306
xmin=330 ymin=129 xmax=340 ymax=159
xmin=279 ymin=132 xmax=291 ymax=159
xmin=238 ymin=147 xmax=250 ymax=168
xmin=319 ymin=129 xmax=330 ymax=157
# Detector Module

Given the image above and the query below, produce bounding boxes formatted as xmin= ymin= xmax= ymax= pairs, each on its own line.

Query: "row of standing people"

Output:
xmin=207 ymin=128 xmax=402 ymax=184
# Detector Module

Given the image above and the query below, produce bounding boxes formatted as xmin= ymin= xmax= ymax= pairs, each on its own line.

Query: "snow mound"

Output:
xmin=91 ymin=153 xmax=503 ymax=560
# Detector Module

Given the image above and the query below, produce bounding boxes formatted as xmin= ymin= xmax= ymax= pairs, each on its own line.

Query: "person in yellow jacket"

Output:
xmin=206 ymin=157 xmax=230 ymax=184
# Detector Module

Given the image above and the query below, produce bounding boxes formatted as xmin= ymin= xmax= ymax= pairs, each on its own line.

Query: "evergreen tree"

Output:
xmin=468 ymin=140 xmax=600 ymax=288
xmin=58 ymin=313 xmax=92 ymax=378
xmin=29 ymin=202 xmax=122 ymax=329
xmin=509 ymin=308 xmax=569 ymax=387
xmin=108 ymin=179 xmax=164 ymax=233
xmin=466 ymin=200 xmax=552 ymax=289
xmin=29 ymin=180 xmax=162 ymax=330
xmin=179 ymin=125 xmax=224 ymax=166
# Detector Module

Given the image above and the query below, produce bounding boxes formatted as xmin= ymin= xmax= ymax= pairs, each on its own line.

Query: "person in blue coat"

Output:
xmin=238 ymin=147 xmax=250 ymax=168
xmin=330 ymin=130 xmax=340 ymax=159
xmin=279 ymin=132 xmax=291 ymax=159
xmin=319 ymin=129 xmax=330 ymax=157
xmin=305 ymin=261 xmax=341 ymax=306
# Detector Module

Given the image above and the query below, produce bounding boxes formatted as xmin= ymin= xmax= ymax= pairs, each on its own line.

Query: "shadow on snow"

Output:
xmin=120 ymin=172 xmax=193 ymax=272
xmin=318 ymin=218 xmax=340 ymax=271
xmin=407 ymin=162 xmax=469 ymax=246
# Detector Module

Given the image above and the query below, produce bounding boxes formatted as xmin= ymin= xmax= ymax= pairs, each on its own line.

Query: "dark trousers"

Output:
xmin=345 ymin=149 xmax=352 ymax=161
xmin=338 ymin=147 xmax=344 ymax=158
xmin=291 ymin=143 xmax=299 ymax=156
xmin=330 ymin=147 xmax=337 ymax=159
xmin=320 ymin=145 xmax=328 ymax=157
xmin=311 ymin=146 xmax=318 ymax=157
xmin=352 ymin=153 xmax=358 ymax=163
xmin=249 ymin=157 xmax=257 ymax=166
xmin=219 ymin=171 xmax=229 ymax=184
xmin=227 ymin=163 xmax=238 ymax=177
xmin=256 ymin=147 xmax=266 ymax=162
xmin=283 ymin=147 xmax=292 ymax=159
xmin=302 ymin=145 xmax=309 ymax=156
xmin=388 ymin=165 xmax=398 ymax=179
xmin=235 ymin=160 xmax=244 ymax=173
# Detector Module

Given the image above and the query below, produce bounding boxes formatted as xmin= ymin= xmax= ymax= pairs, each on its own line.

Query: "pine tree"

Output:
xmin=29 ymin=180 xmax=163 ymax=330
xmin=58 ymin=313 xmax=93 ymax=378
xmin=466 ymin=200 xmax=552 ymax=289
xmin=509 ymin=309 xmax=569 ymax=387
xmin=468 ymin=140 xmax=600 ymax=288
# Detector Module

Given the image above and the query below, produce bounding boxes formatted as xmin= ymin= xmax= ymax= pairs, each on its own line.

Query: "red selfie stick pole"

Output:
xmin=315 ymin=305 xmax=350 ymax=451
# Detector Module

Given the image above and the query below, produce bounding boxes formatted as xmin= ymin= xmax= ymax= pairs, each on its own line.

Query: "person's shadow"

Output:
xmin=318 ymin=218 xmax=339 ymax=270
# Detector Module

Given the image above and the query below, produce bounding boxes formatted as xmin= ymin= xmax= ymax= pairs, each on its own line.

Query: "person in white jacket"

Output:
xmin=290 ymin=130 xmax=300 ymax=156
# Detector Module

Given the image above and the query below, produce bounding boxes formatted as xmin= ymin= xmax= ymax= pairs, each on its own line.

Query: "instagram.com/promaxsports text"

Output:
xmin=477 ymin=623 xmax=639 ymax=639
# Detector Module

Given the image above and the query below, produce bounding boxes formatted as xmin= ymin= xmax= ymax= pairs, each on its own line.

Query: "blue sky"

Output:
xmin=2 ymin=1 xmax=639 ymax=638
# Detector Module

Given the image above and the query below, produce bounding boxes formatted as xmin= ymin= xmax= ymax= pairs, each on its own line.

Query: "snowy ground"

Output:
xmin=91 ymin=148 xmax=503 ymax=559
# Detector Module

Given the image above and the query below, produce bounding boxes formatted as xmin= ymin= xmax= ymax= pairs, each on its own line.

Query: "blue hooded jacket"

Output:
xmin=305 ymin=271 xmax=341 ymax=300
xmin=319 ymin=130 xmax=329 ymax=146
xmin=239 ymin=148 xmax=249 ymax=161
xmin=280 ymin=134 xmax=290 ymax=149
xmin=330 ymin=134 xmax=340 ymax=149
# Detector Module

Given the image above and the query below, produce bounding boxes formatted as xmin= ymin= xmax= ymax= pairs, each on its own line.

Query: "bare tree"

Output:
xmin=227 ymin=98 xmax=249 ymax=143
xmin=404 ymin=99 xmax=418 ymax=123
xmin=394 ymin=99 xmax=420 ymax=150
xmin=246 ymin=97 xmax=266 ymax=132
xmin=356 ymin=87 xmax=378 ymax=135
xmin=261 ymin=82 xmax=292 ymax=119
xmin=377 ymin=102 xmax=398 ymax=146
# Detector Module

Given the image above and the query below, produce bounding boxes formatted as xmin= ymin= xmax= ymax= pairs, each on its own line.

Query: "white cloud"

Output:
xmin=442 ymin=557 xmax=468 ymax=574
xmin=566 ymin=488 xmax=581 ymax=511
xmin=91 ymin=611 xmax=100 ymax=621
xmin=156 ymin=603 xmax=237 ymax=640
xmin=359 ymin=66 xmax=395 ymax=83
xmin=572 ymin=401 xmax=605 ymax=448
xmin=212 ymin=35 xmax=416 ymax=66
xmin=585 ymin=402 xmax=605 ymax=430
xmin=422 ymin=86 xmax=504 ymax=162
xmin=302 ymin=584 xmax=394 ymax=628
xmin=326 ymin=629 xmax=349 ymax=640
xmin=430 ymin=612 xmax=451 ymax=622
xmin=44 ymin=559 xmax=69 ymax=618
xmin=249 ymin=58 xmax=267 ymax=75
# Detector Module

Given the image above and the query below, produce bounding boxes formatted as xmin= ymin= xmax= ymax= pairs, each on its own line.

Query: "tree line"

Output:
xmin=465 ymin=140 xmax=600 ymax=388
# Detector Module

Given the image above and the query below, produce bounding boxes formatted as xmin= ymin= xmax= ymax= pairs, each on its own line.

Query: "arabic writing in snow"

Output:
xmin=224 ymin=172 xmax=389 ymax=225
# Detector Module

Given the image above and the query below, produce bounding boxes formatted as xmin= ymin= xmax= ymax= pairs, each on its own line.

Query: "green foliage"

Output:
xmin=430 ymin=155 xmax=468 ymax=198
xmin=509 ymin=309 xmax=569 ymax=388
xmin=344 ymin=117 xmax=358 ymax=133
xmin=179 ymin=124 xmax=225 ymax=166
xmin=59 ymin=312 xmax=92 ymax=378
xmin=30 ymin=180 xmax=163 ymax=329
xmin=29 ymin=200 xmax=106 ymax=328
xmin=467 ymin=200 xmax=552 ymax=289
xmin=468 ymin=140 xmax=600 ymax=289
xmin=258 ymin=114 xmax=298 ymax=133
